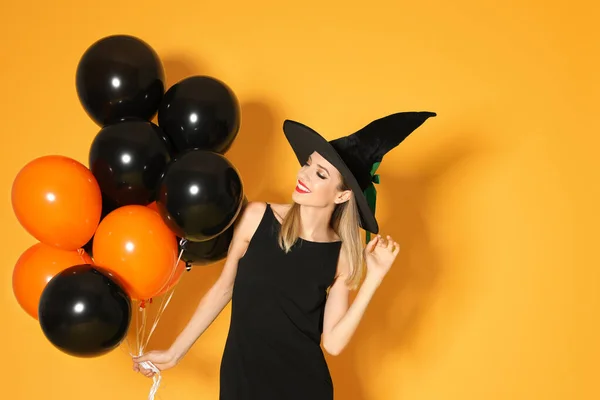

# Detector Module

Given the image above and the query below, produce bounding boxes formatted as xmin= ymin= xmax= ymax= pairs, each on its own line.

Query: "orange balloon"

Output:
xmin=11 ymin=155 xmax=102 ymax=250
xmin=154 ymin=260 xmax=187 ymax=297
xmin=92 ymin=205 xmax=178 ymax=300
xmin=12 ymin=243 xmax=92 ymax=320
xmin=146 ymin=201 xmax=159 ymax=213
xmin=145 ymin=200 xmax=185 ymax=297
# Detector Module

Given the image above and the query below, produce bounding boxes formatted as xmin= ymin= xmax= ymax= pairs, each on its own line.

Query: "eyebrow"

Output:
xmin=317 ymin=164 xmax=330 ymax=175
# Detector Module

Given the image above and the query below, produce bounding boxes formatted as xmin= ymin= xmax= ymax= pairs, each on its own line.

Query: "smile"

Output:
xmin=295 ymin=180 xmax=311 ymax=194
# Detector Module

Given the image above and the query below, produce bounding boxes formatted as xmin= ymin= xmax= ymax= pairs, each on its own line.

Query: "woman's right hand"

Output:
xmin=132 ymin=349 xmax=178 ymax=378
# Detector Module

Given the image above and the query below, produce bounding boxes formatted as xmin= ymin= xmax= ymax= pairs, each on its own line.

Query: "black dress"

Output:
xmin=220 ymin=203 xmax=342 ymax=400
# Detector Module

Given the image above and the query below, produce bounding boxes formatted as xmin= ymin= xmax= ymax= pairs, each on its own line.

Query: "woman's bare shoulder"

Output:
xmin=269 ymin=203 xmax=292 ymax=222
xmin=233 ymin=201 xmax=267 ymax=241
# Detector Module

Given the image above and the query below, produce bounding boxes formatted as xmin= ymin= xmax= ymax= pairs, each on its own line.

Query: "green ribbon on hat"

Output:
xmin=364 ymin=161 xmax=381 ymax=244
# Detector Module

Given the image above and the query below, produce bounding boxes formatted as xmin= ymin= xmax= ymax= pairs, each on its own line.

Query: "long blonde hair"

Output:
xmin=278 ymin=180 xmax=365 ymax=290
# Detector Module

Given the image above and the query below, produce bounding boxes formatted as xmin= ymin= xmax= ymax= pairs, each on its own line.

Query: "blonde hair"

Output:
xmin=278 ymin=180 xmax=365 ymax=290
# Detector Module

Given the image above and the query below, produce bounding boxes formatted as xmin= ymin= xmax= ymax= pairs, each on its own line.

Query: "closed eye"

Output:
xmin=305 ymin=156 xmax=327 ymax=179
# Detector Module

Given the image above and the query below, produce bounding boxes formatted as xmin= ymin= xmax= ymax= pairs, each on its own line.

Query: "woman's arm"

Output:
xmin=134 ymin=202 xmax=266 ymax=371
xmin=321 ymin=265 xmax=381 ymax=356
xmin=169 ymin=201 xmax=265 ymax=361
xmin=321 ymin=235 xmax=399 ymax=356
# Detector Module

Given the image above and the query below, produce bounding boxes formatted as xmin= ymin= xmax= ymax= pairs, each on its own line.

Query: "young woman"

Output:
xmin=133 ymin=111 xmax=436 ymax=399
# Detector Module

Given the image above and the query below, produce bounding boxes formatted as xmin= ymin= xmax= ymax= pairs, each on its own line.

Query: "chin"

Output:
xmin=291 ymin=190 xmax=305 ymax=204
xmin=292 ymin=192 xmax=328 ymax=209
xmin=291 ymin=190 xmax=315 ymax=206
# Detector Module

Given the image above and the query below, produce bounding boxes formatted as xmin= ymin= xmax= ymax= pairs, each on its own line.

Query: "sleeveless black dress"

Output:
xmin=219 ymin=203 xmax=342 ymax=400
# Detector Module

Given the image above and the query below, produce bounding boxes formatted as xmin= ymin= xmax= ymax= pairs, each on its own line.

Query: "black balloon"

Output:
xmin=76 ymin=35 xmax=165 ymax=126
xmin=158 ymin=76 xmax=241 ymax=154
xmin=181 ymin=196 xmax=248 ymax=265
xmin=38 ymin=264 xmax=131 ymax=358
xmin=89 ymin=120 xmax=173 ymax=206
xmin=157 ymin=150 xmax=244 ymax=242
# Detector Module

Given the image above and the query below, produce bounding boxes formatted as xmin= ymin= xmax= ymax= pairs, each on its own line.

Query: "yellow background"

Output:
xmin=1 ymin=1 xmax=598 ymax=399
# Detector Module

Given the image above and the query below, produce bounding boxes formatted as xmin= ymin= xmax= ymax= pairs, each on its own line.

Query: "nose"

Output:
xmin=298 ymin=170 xmax=310 ymax=183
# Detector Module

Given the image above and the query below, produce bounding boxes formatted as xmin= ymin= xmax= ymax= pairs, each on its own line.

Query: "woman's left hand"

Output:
xmin=364 ymin=235 xmax=400 ymax=283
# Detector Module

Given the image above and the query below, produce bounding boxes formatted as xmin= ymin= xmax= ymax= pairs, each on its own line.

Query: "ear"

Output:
xmin=334 ymin=189 xmax=352 ymax=204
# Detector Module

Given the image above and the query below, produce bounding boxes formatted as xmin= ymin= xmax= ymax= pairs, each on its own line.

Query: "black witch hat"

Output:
xmin=283 ymin=111 xmax=436 ymax=236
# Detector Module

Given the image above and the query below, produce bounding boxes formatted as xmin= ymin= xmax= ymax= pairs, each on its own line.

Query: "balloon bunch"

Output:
xmin=11 ymin=35 xmax=246 ymax=367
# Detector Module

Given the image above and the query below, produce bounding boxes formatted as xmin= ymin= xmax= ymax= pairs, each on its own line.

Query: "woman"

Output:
xmin=133 ymin=111 xmax=436 ymax=399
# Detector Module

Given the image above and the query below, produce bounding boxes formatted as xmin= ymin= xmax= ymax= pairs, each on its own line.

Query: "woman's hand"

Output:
xmin=364 ymin=234 xmax=400 ymax=284
xmin=132 ymin=349 xmax=178 ymax=378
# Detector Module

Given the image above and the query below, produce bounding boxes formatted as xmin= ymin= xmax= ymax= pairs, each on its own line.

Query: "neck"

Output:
xmin=297 ymin=204 xmax=335 ymax=241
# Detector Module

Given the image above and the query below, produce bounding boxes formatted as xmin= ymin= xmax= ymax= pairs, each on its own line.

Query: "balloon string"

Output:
xmin=122 ymin=314 xmax=134 ymax=357
xmin=153 ymin=238 xmax=188 ymax=296
xmin=138 ymin=305 xmax=162 ymax=400
xmin=141 ymin=241 xmax=186 ymax=353
xmin=122 ymin=302 xmax=160 ymax=400
xmin=77 ymin=248 xmax=88 ymax=263
xmin=141 ymin=287 xmax=176 ymax=354
xmin=127 ymin=300 xmax=146 ymax=357
xmin=137 ymin=239 xmax=187 ymax=400
xmin=138 ymin=305 xmax=148 ymax=355
xmin=121 ymin=301 xmax=145 ymax=358
xmin=138 ymin=361 xmax=161 ymax=400
xmin=135 ymin=302 xmax=140 ymax=354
